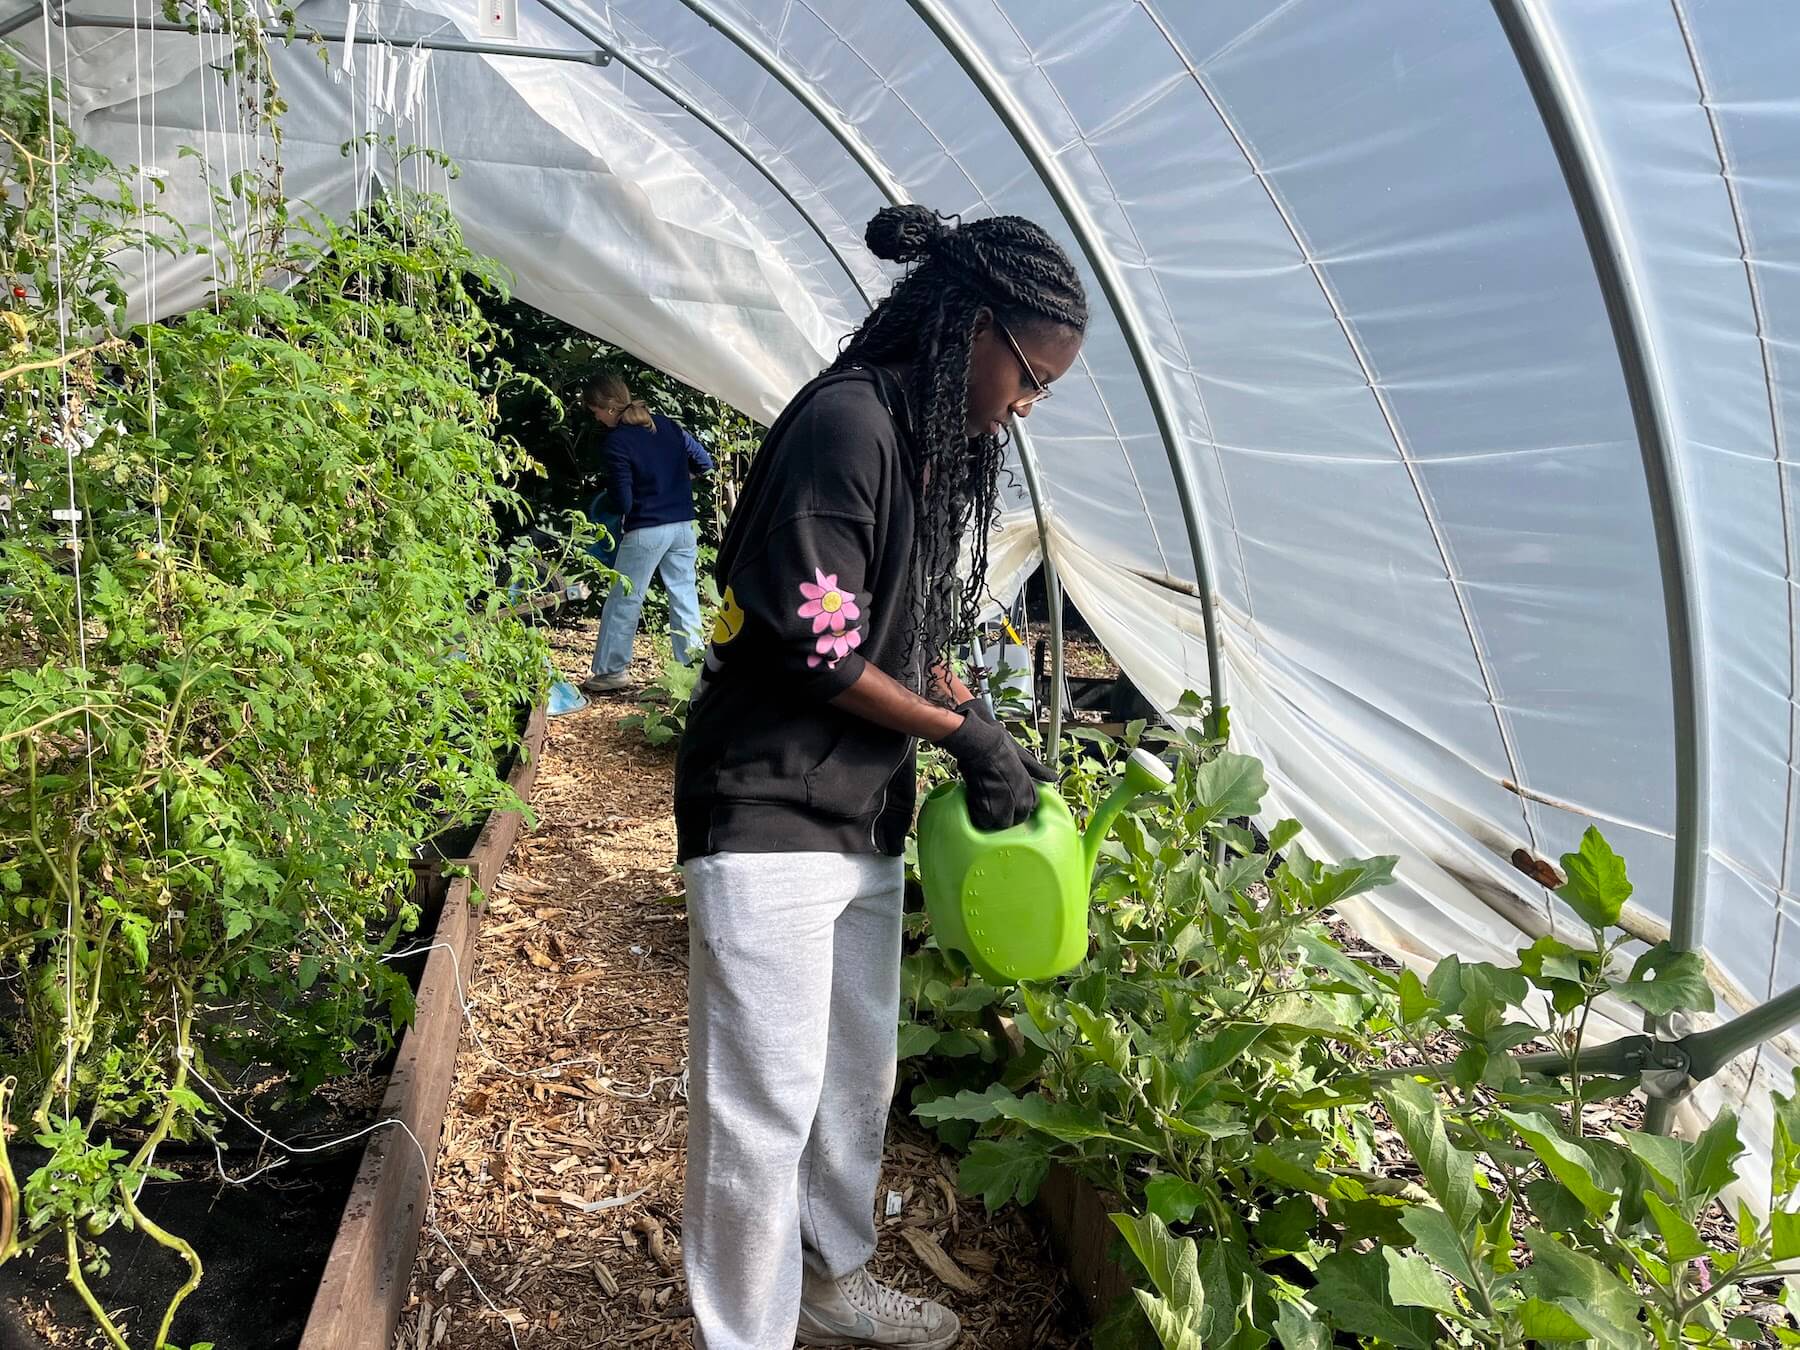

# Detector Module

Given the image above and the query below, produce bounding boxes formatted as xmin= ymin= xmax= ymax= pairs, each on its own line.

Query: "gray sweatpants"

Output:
xmin=682 ymin=851 xmax=904 ymax=1350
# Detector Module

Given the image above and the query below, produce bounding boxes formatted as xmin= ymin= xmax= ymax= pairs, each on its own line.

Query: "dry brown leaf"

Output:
xmin=897 ymin=1227 xmax=979 ymax=1294
xmin=523 ymin=943 xmax=558 ymax=971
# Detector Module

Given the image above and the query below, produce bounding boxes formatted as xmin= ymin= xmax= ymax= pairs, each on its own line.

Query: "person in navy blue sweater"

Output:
xmin=579 ymin=368 xmax=713 ymax=694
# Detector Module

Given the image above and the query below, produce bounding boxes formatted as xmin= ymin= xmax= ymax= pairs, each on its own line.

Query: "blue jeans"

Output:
xmin=591 ymin=520 xmax=702 ymax=677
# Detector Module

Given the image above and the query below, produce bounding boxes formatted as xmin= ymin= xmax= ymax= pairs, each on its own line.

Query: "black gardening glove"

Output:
xmin=940 ymin=709 xmax=1040 ymax=832
xmin=956 ymin=698 xmax=1056 ymax=785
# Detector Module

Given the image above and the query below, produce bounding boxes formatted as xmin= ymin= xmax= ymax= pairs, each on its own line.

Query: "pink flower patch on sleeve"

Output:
xmin=797 ymin=570 xmax=866 ymax=668
xmin=810 ymin=628 xmax=864 ymax=669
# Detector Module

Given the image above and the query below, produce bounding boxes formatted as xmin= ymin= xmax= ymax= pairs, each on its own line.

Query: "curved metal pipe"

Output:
xmin=1491 ymin=0 xmax=1710 ymax=961
xmin=534 ymin=0 xmax=870 ymax=307
xmin=905 ymin=0 xmax=1225 ymax=735
xmin=671 ymin=0 xmax=907 ymax=207
xmin=669 ymin=0 xmax=1068 ymax=735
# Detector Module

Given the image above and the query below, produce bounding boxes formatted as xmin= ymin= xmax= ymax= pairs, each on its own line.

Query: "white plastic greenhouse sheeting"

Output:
xmin=15 ymin=0 xmax=1800 ymax=1191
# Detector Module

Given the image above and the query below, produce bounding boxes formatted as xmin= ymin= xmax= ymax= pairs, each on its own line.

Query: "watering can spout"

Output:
xmin=1080 ymin=747 xmax=1176 ymax=879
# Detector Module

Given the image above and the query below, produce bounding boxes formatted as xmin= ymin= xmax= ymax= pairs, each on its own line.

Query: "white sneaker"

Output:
xmin=796 ymin=1265 xmax=960 ymax=1349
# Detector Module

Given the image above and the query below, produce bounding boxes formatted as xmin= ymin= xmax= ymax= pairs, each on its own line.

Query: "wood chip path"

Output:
xmin=396 ymin=622 xmax=1084 ymax=1349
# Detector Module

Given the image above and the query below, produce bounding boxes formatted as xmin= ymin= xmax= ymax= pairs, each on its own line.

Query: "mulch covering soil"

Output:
xmin=395 ymin=622 xmax=1084 ymax=1349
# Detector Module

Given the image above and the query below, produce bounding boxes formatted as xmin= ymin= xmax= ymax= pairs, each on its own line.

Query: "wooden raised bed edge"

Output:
xmin=1031 ymin=1165 xmax=1137 ymax=1324
xmin=298 ymin=699 xmax=547 ymax=1350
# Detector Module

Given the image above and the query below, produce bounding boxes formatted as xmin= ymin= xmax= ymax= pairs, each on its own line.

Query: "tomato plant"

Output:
xmin=2 ymin=36 xmax=548 ymax=1346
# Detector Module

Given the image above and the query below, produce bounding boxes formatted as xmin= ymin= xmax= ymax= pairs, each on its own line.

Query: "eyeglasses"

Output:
xmin=994 ymin=317 xmax=1053 ymax=407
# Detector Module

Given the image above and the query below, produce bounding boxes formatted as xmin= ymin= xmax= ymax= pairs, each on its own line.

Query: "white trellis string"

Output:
xmin=184 ymin=1067 xmax=525 ymax=1350
xmin=39 ymin=0 xmax=98 ymax=1120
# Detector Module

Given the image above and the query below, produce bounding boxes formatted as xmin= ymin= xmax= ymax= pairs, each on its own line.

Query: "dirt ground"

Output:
xmin=394 ymin=620 xmax=1084 ymax=1349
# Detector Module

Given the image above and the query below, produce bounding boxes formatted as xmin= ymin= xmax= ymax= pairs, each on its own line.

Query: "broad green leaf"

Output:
xmin=1256 ymin=1196 xmax=1317 ymax=1254
xmin=1685 ymin=1112 xmax=1746 ymax=1212
xmin=1397 ymin=968 xmax=1435 ymax=1026
xmin=1517 ymin=1296 xmax=1592 ymax=1342
xmin=1502 ymin=1110 xmax=1616 ymax=1219
xmin=1069 ymin=1003 xmax=1134 ymax=1077
xmin=1111 ymin=1212 xmax=1203 ymax=1311
xmin=1266 ymin=819 xmax=1304 ymax=855
xmin=1145 ymin=1175 xmax=1209 ymax=1227
xmin=1426 ymin=954 xmax=1464 ymax=1015
xmin=1192 ymin=752 xmax=1268 ymax=822
xmin=1613 ymin=943 xmax=1715 ymax=1016
xmin=1250 ymin=1144 xmax=1335 ymax=1197
xmin=1173 ymin=1023 xmax=1267 ymax=1093
xmin=1196 ymin=1240 xmax=1249 ymax=1347
xmin=1310 ymin=1250 xmax=1440 ymax=1350
xmin=910 ymin=1084 xmax=1017 ymax=1125
xmin=1775 ymin=1070 xmax=1800 ymax=1200
xmin=1773 ymin=1209 xmax=1800 ymax=1263
xmin=994 ymin=1096 xmax=1155 ymax=1150
xmin=1400 ymin=1205 xmax=1480 ymax=1290
xmin=957 ymin=1137 xmax=1049 ymax=1212
xmin=1383 ymin=1249 xmax=1458 ymax=1315
xmin=1134 ymin=1292 xmax=1203 ymax=1350
xmin=1557 ymin=826 xmax=1632 ymax=931
xmin=1272 ymin=1301 xmax=1328 ymax=1350
xmin=1620 ymin=1129 xmax=1686 ymax=1194
xmin=1518 ymin=935 xmax=1592 ymax=986
xmin=1522 ymin=1231 xmax=1650 ymax=1349
xmin=1213 ymin=850 xmax=1267 ymax=899
xmin=1384 ymin=1078 xmax=1479 ymax=1228
xmin=896 ymin=1022 xmax=939 ymax=1060
xmin=1643 ymin=1191 xmax=1708 ymax=1263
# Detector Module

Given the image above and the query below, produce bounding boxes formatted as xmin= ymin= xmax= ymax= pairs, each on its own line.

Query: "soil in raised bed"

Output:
xmin=1 ymin=1049 xmax=392 ymax=1350
xmin=396 ymin=620 xmax=1086 ymax=1349
xmin=0 ymin=802 xmax=490 ymax=1348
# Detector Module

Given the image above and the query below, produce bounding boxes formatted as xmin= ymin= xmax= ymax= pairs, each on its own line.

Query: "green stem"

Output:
xmin=65 ymin=1224 xmax=131 ymax=1350
xmin=120 ymin=1186 xmax=202 ymax=1349
xmin=0 ymin=1079 xmax=20 ymax=1266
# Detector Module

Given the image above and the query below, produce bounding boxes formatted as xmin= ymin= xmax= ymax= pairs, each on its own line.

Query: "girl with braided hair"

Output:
xmin=674 ymin=205 xmax=1087 ymax=1350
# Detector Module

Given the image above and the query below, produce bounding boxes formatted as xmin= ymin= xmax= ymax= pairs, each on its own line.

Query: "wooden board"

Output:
xmin=1031 ymin=1166 xmax=1137 ymax=1323
xmin=298 ymin=700 xmax=546 ymax=1350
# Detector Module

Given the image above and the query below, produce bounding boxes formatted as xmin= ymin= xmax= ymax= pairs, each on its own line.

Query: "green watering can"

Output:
xmin=916 ymin=747 xmax=1174 ymax=983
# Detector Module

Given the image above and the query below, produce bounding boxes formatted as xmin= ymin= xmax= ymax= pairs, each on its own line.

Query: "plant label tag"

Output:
xmin=478 ymin=0 xmax=517 ymax=41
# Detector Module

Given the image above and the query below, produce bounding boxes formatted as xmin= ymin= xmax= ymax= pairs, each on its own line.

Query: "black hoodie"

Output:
xmin=674 ymin=366 xmax=921 ymax=862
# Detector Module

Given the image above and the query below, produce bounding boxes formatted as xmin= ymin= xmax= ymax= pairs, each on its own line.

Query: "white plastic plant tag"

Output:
xmin=383 ymin=43 xmax=402 ymax=115
xmin=341 ymin=2 xmax=359 ymax=74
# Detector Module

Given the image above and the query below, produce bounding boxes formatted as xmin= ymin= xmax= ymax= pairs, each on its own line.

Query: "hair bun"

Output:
xmin=865 ymin=204 xmax=951 ymax=264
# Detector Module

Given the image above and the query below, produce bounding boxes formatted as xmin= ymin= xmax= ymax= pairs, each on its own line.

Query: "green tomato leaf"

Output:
xmin=896 ymin=1021 xmax=939 ymax=1060
xmin=1397 ymin=968 xmax=1436 ymax=1027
